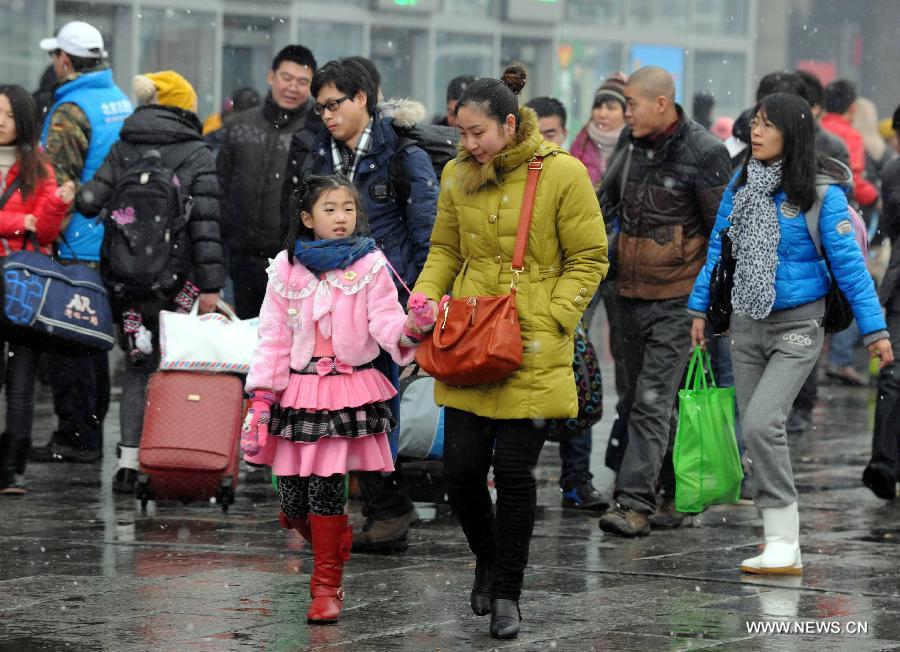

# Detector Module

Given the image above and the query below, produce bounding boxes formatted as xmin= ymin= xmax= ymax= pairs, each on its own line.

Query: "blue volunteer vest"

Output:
xmin=41 ymin=69 xmax=132 ymax=261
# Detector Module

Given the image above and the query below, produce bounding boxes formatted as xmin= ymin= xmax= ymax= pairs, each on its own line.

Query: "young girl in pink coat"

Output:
xmin=240 ymin=175 xmax=434 ymax=625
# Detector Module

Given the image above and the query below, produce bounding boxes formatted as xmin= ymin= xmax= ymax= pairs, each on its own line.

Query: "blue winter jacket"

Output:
xmin=309 ymin=114 xmax=438 ymax=295
xmin=41 ymin=69 xmax=132 ymax=261
xmin=688 ymin=173 xmax=887 ymax=337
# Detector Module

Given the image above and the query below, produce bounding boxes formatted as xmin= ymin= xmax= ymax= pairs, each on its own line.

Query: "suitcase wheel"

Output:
xmin=216 ymin=481 xmax=236 ymax=514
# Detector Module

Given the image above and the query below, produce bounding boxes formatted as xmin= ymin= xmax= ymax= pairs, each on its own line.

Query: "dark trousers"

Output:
xmin=559 ymin=428 xmax=592 ymax=487
xmin=230 ymin=252 xmax=270 ymax=320
xmin=2 ymin=342 xmax=42 ymax=443
xmin=601 ymin=282 xmax=629 ymax=399
xmin=47 ymin=350 xmax=109 ymax=452
xmin=357 ymin=471 xmax=414 ymax=520
xmin=870 ymin=302 xmax=900 ymax=478
xmin=614 ymin=296 xmax=693 ymax=513
xmin=793 ymin=362 xmax=819 ymax=412
xmin=443 ymin=407 xmax=546 ymax=601
xmin=358 ymin=349 xmax=414 ymax=520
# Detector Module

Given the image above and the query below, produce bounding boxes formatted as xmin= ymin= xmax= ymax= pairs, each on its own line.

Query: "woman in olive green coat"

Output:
xmin=412 ymin=65 xmax=607 ymax=640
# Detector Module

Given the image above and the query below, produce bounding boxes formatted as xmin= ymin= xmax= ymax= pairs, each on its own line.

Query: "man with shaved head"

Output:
xmin=598 ymin=66 xmax=731 ymax=537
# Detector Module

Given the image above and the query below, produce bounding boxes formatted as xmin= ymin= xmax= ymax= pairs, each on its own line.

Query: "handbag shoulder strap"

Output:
xmin=511 ymin=156 xmax=543 ymax=272
xmin=0 ymin=177 xmax=23 ymax=210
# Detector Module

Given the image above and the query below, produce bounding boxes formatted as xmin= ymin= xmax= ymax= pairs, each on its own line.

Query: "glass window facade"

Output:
xmin=501 ymin=37 xmax=553 ymax=102
xmin=139 ymin=8 xmax=217 ymax=117
xmin=442 ymin=0 xmax=496 ymax=17
xmin=693 ymin=51 xmax=747 ymax=119
xmin=566 ymin=0 xmax=624 ymax=24
xmin=295 ymin=21 xmax=364 ymax=74
xmin=0 ymin=1 xmax=49 ymax=91
xmin=11 ymin=0 xmax=757 ymax=132
xmin=371 ymin=27 xmax=427 ymax=100
xmin=695 ymin=0 xmax=749 ymax=35
xmin=630 ymin=0 xmax=690 ymax=29
xmin=223 ymin=15 xmax=290 ymax=101
xmin=557 ymin=42 xmax=624 ymax=133
xmin=434 ymin=32 xmax=494 ymax=119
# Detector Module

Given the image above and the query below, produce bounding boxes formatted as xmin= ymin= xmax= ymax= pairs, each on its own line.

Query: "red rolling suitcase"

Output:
xmin=135 ymin=371 xmax=244 ymax=512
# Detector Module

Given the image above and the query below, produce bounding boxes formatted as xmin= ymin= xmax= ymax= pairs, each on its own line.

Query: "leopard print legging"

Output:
xmin=278 ymin=474 xmax=346 ymax=518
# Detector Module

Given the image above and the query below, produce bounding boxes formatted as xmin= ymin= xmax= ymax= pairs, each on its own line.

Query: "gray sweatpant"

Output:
xmin=730 ymin=313 xmax=824 ymax=508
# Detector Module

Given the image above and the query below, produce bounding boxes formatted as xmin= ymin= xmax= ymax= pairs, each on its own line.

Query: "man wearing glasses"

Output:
xmin=217 ymin=45 xmax=323 ymax=319
xmin=29 ymin=21 xmax=131 ymax=465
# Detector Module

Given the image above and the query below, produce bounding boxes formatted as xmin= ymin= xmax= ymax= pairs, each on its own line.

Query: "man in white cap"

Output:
xmin=30 ymin=22 xmax=132 ymax=465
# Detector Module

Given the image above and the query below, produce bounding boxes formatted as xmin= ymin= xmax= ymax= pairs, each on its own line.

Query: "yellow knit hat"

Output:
xmin=133 ymin=70 xmax=198 ymax=113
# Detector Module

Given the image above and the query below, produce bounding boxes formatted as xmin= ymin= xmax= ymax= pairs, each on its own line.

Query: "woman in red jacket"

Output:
xmin=0 ymin=84 xmax=74 ymax=495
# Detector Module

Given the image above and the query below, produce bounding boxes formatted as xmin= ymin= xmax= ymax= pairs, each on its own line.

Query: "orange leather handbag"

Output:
xmin=416 ymin=157 xmax=543 ymax=386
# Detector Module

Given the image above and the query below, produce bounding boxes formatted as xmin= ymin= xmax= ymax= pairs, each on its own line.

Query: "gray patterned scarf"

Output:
xmin=730 ymin=158 xmax=783 ymax=320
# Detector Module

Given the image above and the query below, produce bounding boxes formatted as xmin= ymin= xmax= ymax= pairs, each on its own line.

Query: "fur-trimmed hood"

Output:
xmin=378 ymin=98 xmax=427 ymax=129
xmin=453 ymin=106 xmax=558 ymax=195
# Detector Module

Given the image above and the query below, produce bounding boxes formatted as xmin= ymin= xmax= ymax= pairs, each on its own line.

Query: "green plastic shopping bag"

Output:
xmin=673 ymin=346 xmax=743 ymax=513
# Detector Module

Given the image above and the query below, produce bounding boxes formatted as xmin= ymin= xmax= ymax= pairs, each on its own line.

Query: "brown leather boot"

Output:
xmin=306 ymin=514 xmax=352 ymax=624
xmin=278 ymin=511 xmax=312 ymax=543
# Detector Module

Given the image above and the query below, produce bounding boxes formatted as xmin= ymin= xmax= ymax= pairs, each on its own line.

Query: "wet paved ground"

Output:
xmin=2 ymin=349 xmax=900 ymax=651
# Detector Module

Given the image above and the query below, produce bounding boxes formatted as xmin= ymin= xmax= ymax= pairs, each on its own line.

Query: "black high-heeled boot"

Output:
xmin=489 ymin=598 xmax=521 ymax=639
xmin=470 ymin=559 xmax=494 ymax=616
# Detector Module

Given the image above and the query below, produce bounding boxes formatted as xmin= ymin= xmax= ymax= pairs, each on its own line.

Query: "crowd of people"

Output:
xmin=1 ymin=18 xmax=899 ymax=640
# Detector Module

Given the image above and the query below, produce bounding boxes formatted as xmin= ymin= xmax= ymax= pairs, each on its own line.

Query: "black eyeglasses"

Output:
xmin=313 ymin=95 xmax=351 ymax=116
xmin=48 ymin=49 xmax=62 ymax=59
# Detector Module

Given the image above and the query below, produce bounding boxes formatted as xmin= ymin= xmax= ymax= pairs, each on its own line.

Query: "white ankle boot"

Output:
xmin=113 ymin=445 xmax=140 ymax=494
xmin=740 ymin=502 xmax=802 ymax=576
xmin=116 ymin=445 xmax=139 ymax=471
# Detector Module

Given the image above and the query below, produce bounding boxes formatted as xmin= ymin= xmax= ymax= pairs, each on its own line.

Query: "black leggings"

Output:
xmin=442 ymin=407 xmax=547 ymax=601
xmin=277 ymin=474 xmax=346 ymax=518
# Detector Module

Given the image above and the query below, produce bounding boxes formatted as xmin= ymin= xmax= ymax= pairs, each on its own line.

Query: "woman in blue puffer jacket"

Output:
xmin=687 ymin=92 xmax=893 ymax=577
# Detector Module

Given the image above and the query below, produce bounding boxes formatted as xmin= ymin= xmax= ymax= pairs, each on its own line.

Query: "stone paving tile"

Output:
xmin=3 ymin=364 xmax=900 ymax=649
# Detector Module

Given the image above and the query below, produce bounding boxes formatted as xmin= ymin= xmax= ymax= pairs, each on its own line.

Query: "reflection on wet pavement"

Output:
xmin=1 ymin=369 xmax=899 ymax=650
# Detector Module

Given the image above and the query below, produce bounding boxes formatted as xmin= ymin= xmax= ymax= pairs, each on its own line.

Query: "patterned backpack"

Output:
xmin=547 ymin=321 xmax=604 ymax=441
xmin=100 ymin=143 xmax=203 ymax=299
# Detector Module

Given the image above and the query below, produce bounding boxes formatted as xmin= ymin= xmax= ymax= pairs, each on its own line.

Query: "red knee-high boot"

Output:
xmin=278 ymin=511 xmax=312 ymax=544
xmin=306 ymin=514 xmax=352 ymax=624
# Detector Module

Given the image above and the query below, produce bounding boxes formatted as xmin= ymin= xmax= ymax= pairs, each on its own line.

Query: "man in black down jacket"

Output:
xmin=864 ymin=135 xmax=900 ymax=500
xmin=598 ymin=67 xmax=731 ymax=537
xmin=76 ymin=70 xmax=226 ymax=493
xmin=217 ymin=45 xmax=323 ymax=318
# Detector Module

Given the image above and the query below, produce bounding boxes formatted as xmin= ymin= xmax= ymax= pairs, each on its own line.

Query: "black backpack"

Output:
xmin=100 ymin=143 xmax=202 ymax=299
xmin=389 ymin=122 xmax=459 ymax=204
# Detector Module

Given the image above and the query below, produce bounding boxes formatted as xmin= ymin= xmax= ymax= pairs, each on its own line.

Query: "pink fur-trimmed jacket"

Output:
xmin=245 ymin=249 xmax=417 ymax=392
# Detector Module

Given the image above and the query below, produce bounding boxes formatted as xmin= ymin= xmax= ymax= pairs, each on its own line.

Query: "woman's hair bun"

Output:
xmin=500 ymin=63 xmax=528 ymax=96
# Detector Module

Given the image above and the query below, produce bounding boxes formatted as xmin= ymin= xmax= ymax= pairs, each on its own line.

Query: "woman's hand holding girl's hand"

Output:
xmin=23 ymin=214 xmax=37 ymax=231
xmin=690 ymin=317 xmax=707 ymax=349
xmin=56 ymin=181 xmax=75 ymax=204
xmin=868 ymin=339 xmax=895 ymax=369
xmin=407 ymin=292 xmax=437 ymax=333
xmin=403 ymin=312 xmax=424 ymax=335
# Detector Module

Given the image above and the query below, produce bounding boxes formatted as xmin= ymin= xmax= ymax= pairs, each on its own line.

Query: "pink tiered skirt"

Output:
xmin=243 ymin=367 xmax=397 ymax=477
